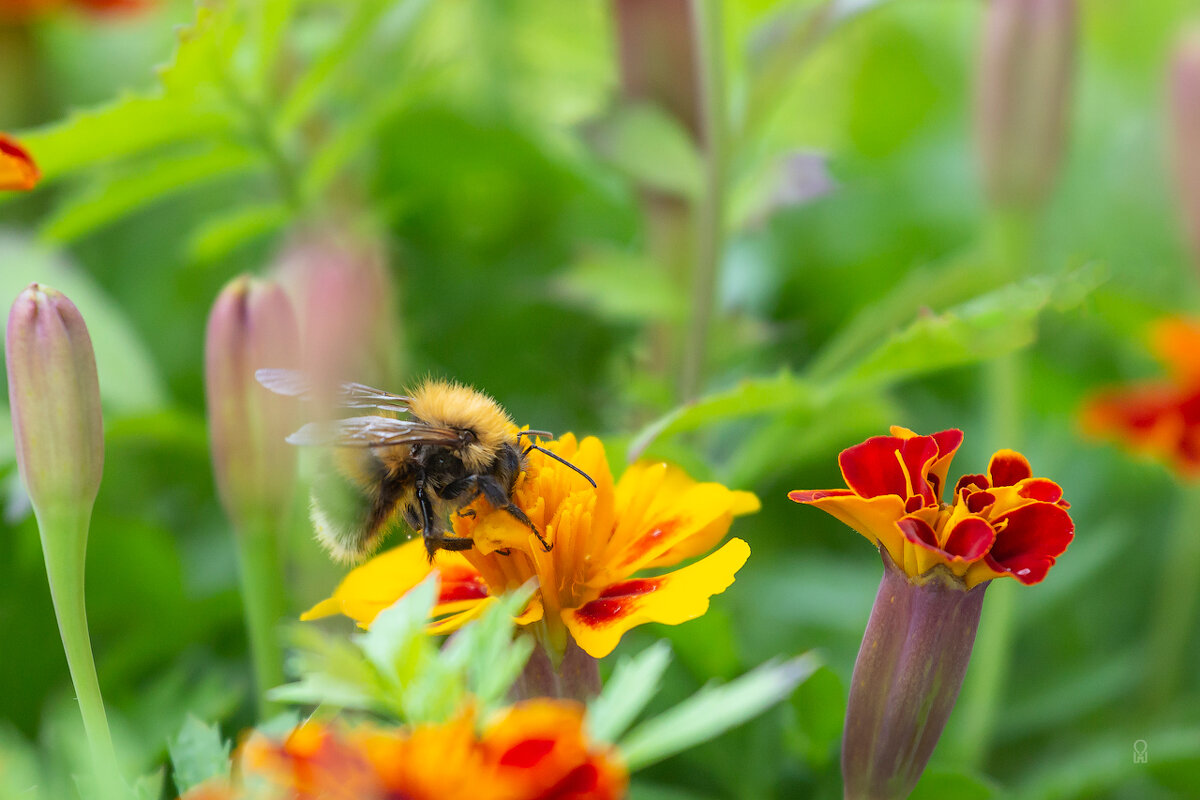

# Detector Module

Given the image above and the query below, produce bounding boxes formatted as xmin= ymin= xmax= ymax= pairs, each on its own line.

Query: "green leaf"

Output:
xmin=187 ymin=202 xmax=290 ymax=263
xmin=588 ymin=641 xmax=673 ymax=744
xmin=909 ymin=769 xmax=998 ymax=800
xmin=786 ymin=665 xmax=845 ymax=769
xmin=587 ymin=103 xmax=704 ymax=199
xmin=552 ymin=251 xmax=688 ymax=324
xmin=619 ymin=653 xmax=821 ymax=770
xmin=168 ymin=716 xmax=230 ymax=796
xmin=41 ymin=143 xmax=261 ymax=243
xmin=355 ymin=574 xmax=439 ymax=690
xmin=13 ymin=6 xmax=240 ymax=185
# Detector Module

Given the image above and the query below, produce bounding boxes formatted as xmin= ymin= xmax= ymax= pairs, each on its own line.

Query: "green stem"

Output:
xmin=235 ymin=517 xmax=288 ymax=717
xmin=1145 ymin=482 xmax=1200 ymax=710
xmin=680 ymin=0 xmax=725 ymax=402
xmin=36 ymin=508 xmax=123 ymax=795
xmin=945 ymin=206 xmax=1035 ymax=769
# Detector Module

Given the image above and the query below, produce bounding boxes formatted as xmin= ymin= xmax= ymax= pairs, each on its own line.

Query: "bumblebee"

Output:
xmin=256 ymin=368 xmax=594 ymax=562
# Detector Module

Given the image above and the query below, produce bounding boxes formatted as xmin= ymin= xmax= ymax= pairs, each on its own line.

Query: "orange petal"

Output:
xmin=0 ymin=135 xmax=39 ymax=191
xmin=1152 ymin=317 xmax=1200 ymax=386
xmin=788 ymin=489 xmax=909 ymax=567
xmin=563 ymin=538 xmax=750 ymax=658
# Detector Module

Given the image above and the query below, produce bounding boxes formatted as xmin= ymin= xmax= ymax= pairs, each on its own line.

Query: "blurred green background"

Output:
xmin=1 ymin=0 xmax=1199 ymax=797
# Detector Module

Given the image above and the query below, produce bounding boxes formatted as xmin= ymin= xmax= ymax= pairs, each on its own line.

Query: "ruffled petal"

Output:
xmin=563 ymin=538 xmax=750 ymax=658
xmin=840 ymin=434 xmax=939 ymax=503
xmin=789 ymin=489 xmax=909 ymax=565
xmin=988 ymin=449 xmax=1033 ymax=487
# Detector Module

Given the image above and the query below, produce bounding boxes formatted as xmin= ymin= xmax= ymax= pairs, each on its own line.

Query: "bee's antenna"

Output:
xmin=517 ymin=429 xmax=554 ymax=441
xmin=527 ymin=444 xmax=598 ymax=488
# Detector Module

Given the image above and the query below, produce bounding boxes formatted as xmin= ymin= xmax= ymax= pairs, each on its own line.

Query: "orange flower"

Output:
xmin=0 ymin=135 xmax=39 ymax=191
xmin=303 ymin=434 xmax=757 ymax=658
xmin=1083 ymin=317 xmax=1200 ymax=476
xmin=0 ymin=0 xmax=152 ymax=19
xmin=183 ymin=701 xmax=626 ymax=800
xmin=789 ymin=427 xmax=1073 ymax=588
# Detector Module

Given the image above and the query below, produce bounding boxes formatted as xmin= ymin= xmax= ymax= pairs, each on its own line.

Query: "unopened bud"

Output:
xmin=841 ymin=551 xmax=987 ymax=800
xmin=6 ymin=284 xmax=103 ymax=520
xmin=0 ymin=134 xmax=40 ymax=191
xmin=205 ymin=275 xmax=300 ymax=528
xmin=976 ymin=0 xmax=1077 ymax=211
xmin=1171 ymin=29 xmax=1200 ymax=266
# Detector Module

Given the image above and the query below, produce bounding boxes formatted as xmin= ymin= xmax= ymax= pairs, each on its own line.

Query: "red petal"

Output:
xmin=1018 ymin=478 xmax=1063 ymax=504
xmin=942 ymin=517 xmax=995 ymax=561
xmin=572 ymin=578 xmax=662 ymax=628
xmin=0 ymin=134 xmax=40 ymax=191
xmin=990 ymin=502 xmax=1074 ymax=565
xmin=840 ymin=435 xmax=938 ymax=503
xmin=988 ymin=450 xmax=1033 ymax=487
xmin=955 ymin=474 xmax=990 ymax=498
xmin=932 ymin=429 xmax=965 ymax=457
xmin=897 ymin=516 xmax=939 ymax=549
xmin=984 ymin=552 xmax=1055 ymax=585
xmin=965 ymin=490 xmax=995 ymax=514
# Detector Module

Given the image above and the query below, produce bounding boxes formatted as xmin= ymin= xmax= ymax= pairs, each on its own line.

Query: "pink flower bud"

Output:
xmin=205 ymin=275 xmax=300 ymax=528
xmin=1171 ymin=29 xmax=1200 ymax=267
xmin=975 ymin=0 xmax=1077 ymax=210
xmin=6 ymin=284 xmax=103 ymax=519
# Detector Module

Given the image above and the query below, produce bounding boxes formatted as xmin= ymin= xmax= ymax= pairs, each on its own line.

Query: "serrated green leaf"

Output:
xmin=619 ymin=653 xmax=821 ymax=770
xmin=588 ymin=641 xmax=673 ymax=744
xmin=41 ymin=143 xmax=261 ymax=243
xmin=168 ymin=716 xmax=230 ymax=796
xmin=356 ymin=573 xmax=438 ymax=678
xmin=587 ymin=103 xmax=704 ymax=199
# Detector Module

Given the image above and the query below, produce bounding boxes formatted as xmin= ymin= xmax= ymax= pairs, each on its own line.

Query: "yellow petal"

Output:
xmin=563 ymin=538 xmax=751 ymax=658
xmin=795 ymin=492 xmax=909 ymax=567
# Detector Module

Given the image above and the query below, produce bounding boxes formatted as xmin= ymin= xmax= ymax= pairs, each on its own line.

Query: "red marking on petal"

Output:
xmin=788 ymin=489 xmax=853 ymax=503
xmin=499 ymin=738 xmax=556 ymax=768
xmin=437 ymin=566 xmax=489 ymax=603
xmin=966 ymin=490 xmax=995 ymax=514
xmin=943 ymin=517 xmax=995 ymax=561
xmin=990 ymin=502 xmax=1074 ymax=566
xmin=988 ymin=450 xmax=1033 ymax=487
xmin=1018 ymin=478 xmax=1063 ymax=504
xmin=897 ymin=516 xmax=938 ymax=548
xmin=534 ymin=764 xmax=602 ymax=800
xmin=626 ymin=518 xmax=680 ymax=559
xmin=574 ymin=578 xmax=662 ymax=628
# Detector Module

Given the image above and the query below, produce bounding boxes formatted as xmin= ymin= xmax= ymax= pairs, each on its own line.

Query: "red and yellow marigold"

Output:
xmin=181 ymin=700 xmax=626 ymax=800
xmin=1082 ymin=317 xmax=1200 ymax=477
xmin=304 ymin=434 xmax=757 ymax=658
xmin=789 ymin=426 xmax=1073 ymax=587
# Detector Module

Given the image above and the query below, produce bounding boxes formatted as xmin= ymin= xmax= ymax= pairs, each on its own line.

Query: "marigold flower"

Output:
xmin=0 ymin=134 xmax=39 ymax=191
xmin=0 ymin=0 xmax=153 ymax=19
xmin=303 ymin=434 xmax=757 ymax=659
xmin=1082 ymin=317 xmax=1200 ymax=477
xmin=790 ymin=428 xmax=1074 ymax=799
xmin=183 ymin=701 xmax=626 ymax=800
xmin=789 ymin=426 xmax=1073 ymax=588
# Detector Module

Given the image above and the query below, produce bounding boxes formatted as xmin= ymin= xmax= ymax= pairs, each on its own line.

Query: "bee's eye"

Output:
xmin=427 ymin=451 xmax=462 ymax=474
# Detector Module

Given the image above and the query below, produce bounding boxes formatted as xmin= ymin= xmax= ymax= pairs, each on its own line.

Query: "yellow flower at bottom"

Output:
xmin=303 ymin=435 xmax=757 ymax=658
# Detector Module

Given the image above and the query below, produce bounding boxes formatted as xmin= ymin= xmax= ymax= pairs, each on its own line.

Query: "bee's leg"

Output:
xmin=501 ymin=502 xmax=552 ymax=553
xmin=415 ymin=479 xmax=444 ymax=561
xmin=427 ymin=535 xmax=474 ymax=552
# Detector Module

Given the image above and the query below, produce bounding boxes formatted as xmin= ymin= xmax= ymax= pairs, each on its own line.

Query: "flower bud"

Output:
xmin=6 ymin=284 xmax=103 ymax=520
xmin=841 ymin=551 xmax=987 ymax=800
xmin=0 ymin=134 xmax=40 ymax=191
xmin=975 ymin=0 xmax=1076 ymax=211
xmin=1171 ymin=29 xmax=1200 ymax=267
xmin=205 ymin=275 xmax=300 ymax=528
xmin=275 ymin=228 xmax=398 ymax=405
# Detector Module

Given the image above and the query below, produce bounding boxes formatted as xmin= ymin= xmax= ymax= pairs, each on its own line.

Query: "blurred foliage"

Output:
xmin=1 ymin=0 xmax=1199 ymax=798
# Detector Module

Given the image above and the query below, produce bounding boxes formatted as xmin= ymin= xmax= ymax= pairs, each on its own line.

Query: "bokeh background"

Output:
xmin=1 ymin=0 xmax=1199 ymax=797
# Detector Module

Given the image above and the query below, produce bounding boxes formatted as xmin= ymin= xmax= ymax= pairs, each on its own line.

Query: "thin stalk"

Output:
xmin=947 ymin=206 xmax=1034 ymax=768
xmin=235 ymin=517 xmax=288 ymax=717
xmin=1145 ymin=482 xmax=1200 ymax=709
xmin=680 ymin=0 xmax=726 ymax=402
xmin=37 ymin=509 xmax=122 ymax=794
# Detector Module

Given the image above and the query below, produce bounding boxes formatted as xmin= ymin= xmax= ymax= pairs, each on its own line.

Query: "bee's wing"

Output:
xmin=256 ymin=368 xmax=415 ymax=413
xmin=286 ymin=416 xmax=460 ymax=448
